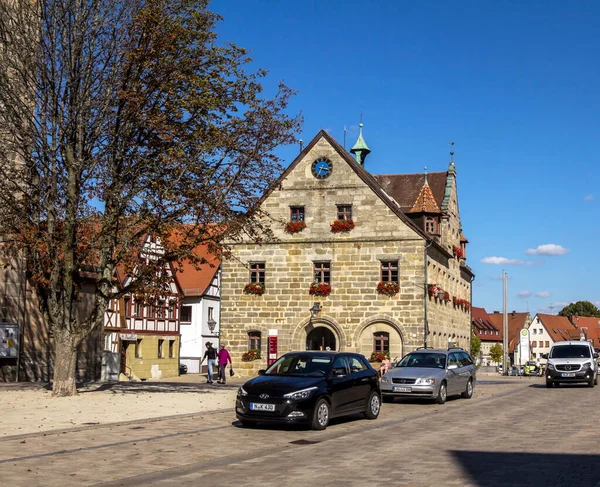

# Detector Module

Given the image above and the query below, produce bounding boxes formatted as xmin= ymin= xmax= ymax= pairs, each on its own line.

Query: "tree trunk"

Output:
xmin=52 ymin=332 xmax=78 ymax=396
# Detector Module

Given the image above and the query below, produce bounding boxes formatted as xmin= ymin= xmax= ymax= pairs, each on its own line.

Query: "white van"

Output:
xmin=543 ymin=340 xmax=598 ymax=388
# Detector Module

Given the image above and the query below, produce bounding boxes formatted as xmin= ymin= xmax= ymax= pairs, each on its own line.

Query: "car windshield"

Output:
xmin=550 ymin=345 xmax=591 ymax=359
xmin=264 ymin=354 xmax=332 ymax=377
xmin=397 ymin=353 xmax=446 ymax=369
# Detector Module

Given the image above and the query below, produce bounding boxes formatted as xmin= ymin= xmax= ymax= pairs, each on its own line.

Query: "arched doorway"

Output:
xmin=306 ymin=326 xmax=336 ymax=351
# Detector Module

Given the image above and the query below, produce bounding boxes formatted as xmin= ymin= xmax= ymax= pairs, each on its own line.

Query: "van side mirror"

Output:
xmin=594 ymin=353 xmax=599 ymax=359
xmin=541 ymin=354 xmax=548 ymax=360
xmin=258 ymin=369 xmax=266 ymax=376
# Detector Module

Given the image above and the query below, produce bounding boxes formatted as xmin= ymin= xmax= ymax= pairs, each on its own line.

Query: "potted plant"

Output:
xmin=453 ymin=246 xmax=463 ymax=258
xmin=369 ymin=350 xmax=390 ymax=363
xmin=443 ymin=291 xmax=450 ymax=303
xmin=243 ymin=282 xmax=265 ymax=296
xmin=330 ymin=219 xmax=355 ymax=233
xmin=242 ymin=349 xmax=261 ymax=362
xmin=284 ymin=221 xmax=306 ymax=234
xmin=309 ymin=282 xmax=332 ymax=297
xmin=377 ymin=281 xmax=399 ymax=297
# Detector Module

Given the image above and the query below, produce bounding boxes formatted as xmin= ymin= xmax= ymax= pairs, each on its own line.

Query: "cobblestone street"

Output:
xmin=1 ymin=376 xmax=599 ymax=486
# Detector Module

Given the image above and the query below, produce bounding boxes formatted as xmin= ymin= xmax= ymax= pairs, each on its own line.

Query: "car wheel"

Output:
xmin=239 ymin=419 xmax=257 ymax=427
xmin=435 ymin=382 xmax=447 ymax=405
xmin=364 ymin=391 xmax=381 ymax=420
xmin=382 ymin=395 xmax=394 ymax=403
xmin=311 ymin=398 xmax=330 ymax=430
xmin=461 ymin=379 xmax=473 ymax=399
xmin=546 ymin=380 xmax=553 ymax=388
xmin=589 ymin=378 xmax=595 ymax=388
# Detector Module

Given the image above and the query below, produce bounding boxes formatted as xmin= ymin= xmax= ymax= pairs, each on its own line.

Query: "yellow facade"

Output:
xmin=123 ymin=335 xmax=180 ymax=380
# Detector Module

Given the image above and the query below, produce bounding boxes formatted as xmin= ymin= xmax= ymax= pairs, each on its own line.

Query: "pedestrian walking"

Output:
xmin=200 ymin=342 xmax=217 ymax=384
xmin=217 ymin=343 xmax=232 ymax=384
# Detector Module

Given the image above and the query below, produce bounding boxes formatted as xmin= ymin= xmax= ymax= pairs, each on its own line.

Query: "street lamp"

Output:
xmin=310 ymin=302 xmax=322 ymax=320
xmin=207 ymin=318 xmax=217 ymax=336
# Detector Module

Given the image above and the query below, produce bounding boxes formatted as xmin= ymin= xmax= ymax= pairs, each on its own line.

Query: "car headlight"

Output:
xmin=547 ymin=363 xmax=555 ymax=371
xmin=582 ymin=362 xmax=592 ymax=370
xmin=237 ymin=386 xmax=248 ymax=397
xmin=415 ymin=378 xmax=436 ymax=385
xmin=283 ymin=387 xmax=318 ymax=401
xmin=381 ymin=376 xmax=391 ymax=383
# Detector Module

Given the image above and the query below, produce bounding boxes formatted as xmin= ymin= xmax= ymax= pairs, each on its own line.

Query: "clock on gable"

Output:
xmin=311 ymin=157 xmax=333 ymax=179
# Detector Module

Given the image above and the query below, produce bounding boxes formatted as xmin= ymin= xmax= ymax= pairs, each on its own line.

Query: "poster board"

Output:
xmin=0 ymin=323 xmax=19 ymax=358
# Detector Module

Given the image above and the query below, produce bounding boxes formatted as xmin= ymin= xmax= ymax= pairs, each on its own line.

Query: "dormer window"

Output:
xmin=425 ymin=216 xmax=436 ymax=233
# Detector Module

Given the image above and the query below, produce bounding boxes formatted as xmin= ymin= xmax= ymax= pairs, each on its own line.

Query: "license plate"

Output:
xmin=250 ymin=403 xmax=275 ymax=412
xmin=393 ymin=386 xmax=412 ymax=392
xmin=561 ymin=373 xmax=576 ymax=377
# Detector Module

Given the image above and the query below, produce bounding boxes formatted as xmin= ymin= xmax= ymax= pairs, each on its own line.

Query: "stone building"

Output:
xmin=220 ymin=128 xmax=474 ymax=376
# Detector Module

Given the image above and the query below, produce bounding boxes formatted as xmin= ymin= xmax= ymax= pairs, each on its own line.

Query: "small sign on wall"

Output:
xmin=120 ymin=333 xmax=138 ymax=341
xmin=268 ymin=329 xmax=278 ymax=366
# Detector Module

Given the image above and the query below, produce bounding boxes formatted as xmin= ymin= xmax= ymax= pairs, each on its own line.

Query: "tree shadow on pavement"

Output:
xmin=76 ymin=381 xmax=232 ymax=394
xmin=451 ymin=450 xmax=600 ymax=487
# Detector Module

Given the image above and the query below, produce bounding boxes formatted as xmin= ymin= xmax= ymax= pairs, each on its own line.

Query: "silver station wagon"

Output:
xmin=380 ymin=347 xmax=476 ymax=404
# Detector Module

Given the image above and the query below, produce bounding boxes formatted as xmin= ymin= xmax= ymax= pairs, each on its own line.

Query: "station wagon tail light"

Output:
xmin=415 ymin=378 xmax=436 ymax=385
xmin=283 ymin=387 xmax=318 ymax=401
xmin=237 ymin=386 xmax=248 ymax=397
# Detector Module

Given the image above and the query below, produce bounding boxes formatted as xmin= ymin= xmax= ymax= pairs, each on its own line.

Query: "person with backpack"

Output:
xmin=201 ymin=341 xmax=217 ymax=384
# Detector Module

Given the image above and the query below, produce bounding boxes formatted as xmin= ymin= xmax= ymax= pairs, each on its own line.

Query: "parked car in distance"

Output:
xmin=543 ymin=340 xmax=599 ymax=388
xmin=236 ymin=351 xmax=381 ymax=430
xmin=380 ymin=347 xmax=476 ymax=404
xmin=179 ymin=363 xmax=188 ymax=375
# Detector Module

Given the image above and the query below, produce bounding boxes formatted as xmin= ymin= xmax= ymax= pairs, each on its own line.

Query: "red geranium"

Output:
xmin=284 ymin=221 xmax=306 ymax=234
xmin=309 ymin=282 xmax=331 ymax=296
xmin=243 ymin=283 xmax=265 ymax=296
xmin=377 ymin=281 xmax=399 ymax=297
xmin=330 ymin=219 xmax=355 ymax=233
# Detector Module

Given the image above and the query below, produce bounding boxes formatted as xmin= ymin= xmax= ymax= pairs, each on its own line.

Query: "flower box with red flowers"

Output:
xmin=377 ymin=281 xmax=399 ymax=297
xmin=330 ymin=219 xmax=355 ymax=233
xmin=369 ymin=350 xmax=391 ymax=363
xmin=453 ymin=246 xmax=463 ymax=258
xmin=243 ymin=283 xmax=265 ymax=296
xmin=284 ymin=221 xmax=306 ymax=234
xmin=309 ymin=282 xmax=331 ymax=297
xmin=443 ymin=291 xmax=450 ymax=302
xmin=242 ymin=349 xmax=261 ymax=362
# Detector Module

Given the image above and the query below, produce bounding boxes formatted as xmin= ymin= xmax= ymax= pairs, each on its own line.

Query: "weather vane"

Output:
xmin=449 ymin=141 xmax=455 ymax=162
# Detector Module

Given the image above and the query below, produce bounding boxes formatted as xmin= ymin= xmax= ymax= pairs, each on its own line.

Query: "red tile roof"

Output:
xmin=374 ymin=172 xmax=447 ymax=213
xmin=173 ymin=243 xmax=220 ymax=297
xmin=568 ymin=315 xmax=600 ymax=349
xmin=536 ymin=314 xmax=580 ymax=342
xmin=488 ymin=311 xmax=530 ymax=348
xmin=409 ymin=182 xmax=442 ymax=214
xmin=471 ymin=307 xmax=503 ymax=341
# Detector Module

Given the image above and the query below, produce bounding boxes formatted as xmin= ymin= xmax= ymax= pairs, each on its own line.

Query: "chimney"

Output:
xmin=567 ymin=314 xmax=577 ymax=328
xmin=511 ymin=311 xmax=515 ymax=317
xmin=493 ymin=311 xmax=500 ymax=314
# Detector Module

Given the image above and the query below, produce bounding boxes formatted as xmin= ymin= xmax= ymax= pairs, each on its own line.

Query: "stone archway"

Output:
xmin=306 ymin=326 xmax=336 ymax=351
xmin=290 ymin=317 xmax=345 ymax=353
xmin=355 ymin=316 xmax=406 ymax=362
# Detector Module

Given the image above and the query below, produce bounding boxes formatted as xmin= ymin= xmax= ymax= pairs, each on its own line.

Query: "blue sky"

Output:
xmin=212 ymin=0 xmax=600 ymax=315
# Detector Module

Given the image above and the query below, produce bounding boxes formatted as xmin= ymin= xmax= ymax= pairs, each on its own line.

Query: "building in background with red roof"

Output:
xmin=471 ymin=307 xmax=502 ymax=366
xmin=176 ymin=244 xmax=221 ymax=374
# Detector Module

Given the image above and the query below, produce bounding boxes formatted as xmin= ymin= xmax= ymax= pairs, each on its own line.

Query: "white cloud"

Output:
xmin=550 ymin=301 xmax=570 ymax=309
xmin=525 ymin=244 xmax=569 ymax=256
xmin=535 ymin=291 xmax=550 ymax=298
xmin=518 ymin=291 xmax=532 ymax=298
xmin=585 ymin=195 xmax=593 ymax=201
xmin=481 ymin=256 xmax=539 ymax=266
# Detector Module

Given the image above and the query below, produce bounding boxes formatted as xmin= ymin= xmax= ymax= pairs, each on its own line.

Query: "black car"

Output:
xmin=235 ymin=351 xmax=381 ymax=430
